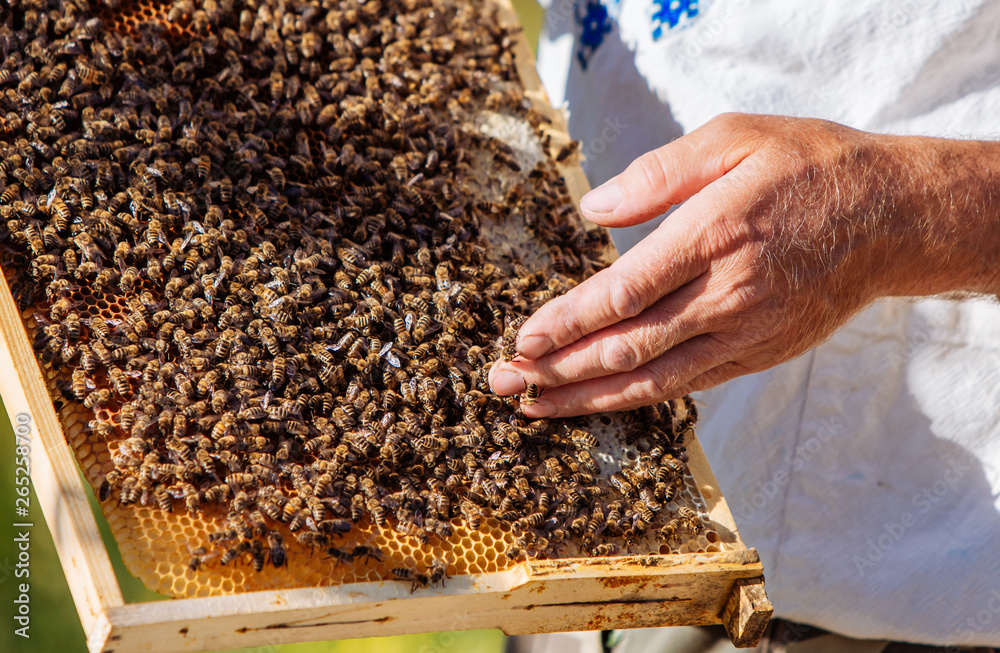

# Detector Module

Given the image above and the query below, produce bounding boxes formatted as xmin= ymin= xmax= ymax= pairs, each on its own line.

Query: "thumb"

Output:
xmin=579 ymin=113 xmax=760 ymax=228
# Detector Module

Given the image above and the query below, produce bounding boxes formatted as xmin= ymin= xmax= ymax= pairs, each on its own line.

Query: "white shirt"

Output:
xmin=537 ymin=0 xmax=1000 ymax=645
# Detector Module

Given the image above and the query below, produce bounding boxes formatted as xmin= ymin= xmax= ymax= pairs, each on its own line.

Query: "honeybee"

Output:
xmin=592 ymin=543 xmax=620 ymax=557
xmin=153 ymin=485 xmax=173 ymax=513
xmin=326 ymin=546 xmax=355 ymax=565
xmin=88 ymin=419 xmax=116 ymax=440
xmin=70 ymin=369 xmax=91 ymax=401
xmin=105 ymin=367 xmax=130 ymax=397
xmin=576 ymin=450 xmax=601 ymax=475
xmin=49 ymin=198 xmax=71 ymax=232
xmin=188 ymin=40 xmax=205 ymax=69
xmin=119 ymin=477 xmax=139 ymax=505
xmin=460 ymin=501 xmax=482 ymax=531
xmin=516 ymin=512 xmax=545 ymax=531
xmin=678 ymin=506 xmax=703 ymax=533
xmin=266 ymin=532 xmax=286 ymax=568
xmin=83 ymin=388 xmax=110 ymax=408
xmin=317 ymin=519 xmax=353 ymax=535
xmin=657 ymin=455 xmax=686 ymax=482
xmin=187 ymin=546 xmax=209 ymax=572
xmin=428 ymin=558 xmax=450 ymax=587
xmin=212 ymin=413 xmax=236 ymax=440
xmin=88 ymin=317 xmax=110 ymax=340
xmin=658 ymin=519 xmax=681 ymax=544
xmin=220 ymin=541 xmax=251 ymax=566
xmin=291 ymin=531 xmax=326 ymax=552
xmin=392 ymin=567 xmax=430 ymax=593
xmin=119 ymin=403 xmax=136 ymax=431
xmin=523 ymin=383 xmax=540 ymax=405
xmin=352 ymin=545 xmax=383 ymax=564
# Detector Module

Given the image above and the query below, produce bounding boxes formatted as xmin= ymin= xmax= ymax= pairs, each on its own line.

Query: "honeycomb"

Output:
xmin=89 ymin=0 xmax=195 ymax=42
xmin=44 ymin=371 xmax=724 ymax=598
xmin=0 ymin=0 xmax=730 ymax=600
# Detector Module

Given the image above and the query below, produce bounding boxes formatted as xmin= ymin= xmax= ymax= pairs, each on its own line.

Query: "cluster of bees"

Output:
xmin=0 ymin=0 xmax=704 ymax=583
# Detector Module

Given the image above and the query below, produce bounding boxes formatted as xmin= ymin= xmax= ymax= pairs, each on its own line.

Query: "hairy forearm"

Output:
xmin=888 ymin=136 xmax=1000 ymax=298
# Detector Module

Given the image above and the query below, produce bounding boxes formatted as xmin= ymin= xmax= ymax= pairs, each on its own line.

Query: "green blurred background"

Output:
xmin=0 ymin=2 xmax=543 ymax=652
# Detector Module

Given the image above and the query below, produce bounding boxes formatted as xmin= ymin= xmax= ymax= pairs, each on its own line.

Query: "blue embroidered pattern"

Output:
xmin=576 ymin=1 xmax=614 ymax=69
xmin=574 ymin=0 xmax=702 ymax=70
xmin=651 ymin=0 xmax=700 ymax=39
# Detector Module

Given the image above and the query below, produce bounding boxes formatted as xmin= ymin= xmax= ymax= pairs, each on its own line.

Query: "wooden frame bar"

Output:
xmin=0 ymin=1 xmax=770 ymax=651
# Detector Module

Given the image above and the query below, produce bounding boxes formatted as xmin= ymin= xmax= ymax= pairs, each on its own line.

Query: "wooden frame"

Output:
xmin=0 ymin=1 xmax=771 ymax=651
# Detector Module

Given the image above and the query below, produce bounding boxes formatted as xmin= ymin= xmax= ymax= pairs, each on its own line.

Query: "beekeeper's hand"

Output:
xmin=489 ymin=113 xmax=1000 ymax=417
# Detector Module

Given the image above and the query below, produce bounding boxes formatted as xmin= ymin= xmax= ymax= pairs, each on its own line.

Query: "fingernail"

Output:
xmin=580 ymin=178 xmax=622 ymax=215
xmin=490 ymin=368 xmax=527 ymax=396
xmin=523 ymin=399 xmax=556 ymax=419
xmin=517 ymin=334 xmax=554 ymax=359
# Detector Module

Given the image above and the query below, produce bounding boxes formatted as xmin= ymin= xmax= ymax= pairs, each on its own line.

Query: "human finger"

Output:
xmin=519 ymin=333 xmax=735 ymax=418
xmin=491 ymin=271 xmax=735 ymax=395
xmin=579 ymin=113 xmax=760 ymax=228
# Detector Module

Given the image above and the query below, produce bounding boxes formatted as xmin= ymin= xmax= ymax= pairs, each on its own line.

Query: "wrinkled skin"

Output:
xmin=490 ymin=114 xmax=1000 ymax=417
